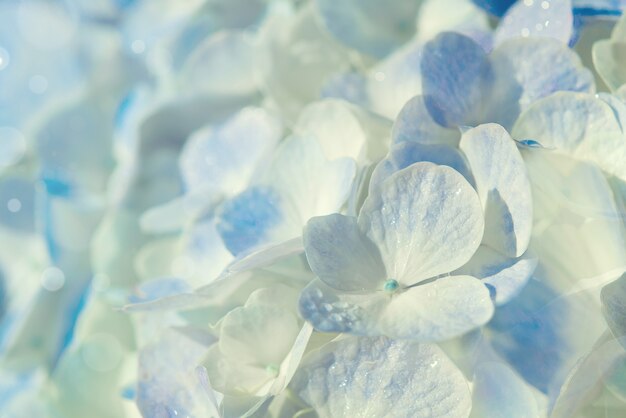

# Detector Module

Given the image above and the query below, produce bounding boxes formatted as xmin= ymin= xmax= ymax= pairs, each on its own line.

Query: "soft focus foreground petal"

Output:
xmin=291 ymin=336 xmax=471 ymax=418
xmin=369 ymin=142 xmax=474 ymax=194
xmin=601 ymin=273 xmax=626 ymax=346
xmin=593 ymin=14 xmax=626 ymax=91
xmin=137 ymin=328 xmax=220 ymax=418
xmin=488 ymin=39 xmax=595 ymax=129
xmin=299 ymin=276 xmax=493 ymax=341
xmin=303 ymin=215 xmax=385 ymax=292
xmin=551 ymin=333 xmax=626 ymax=418
xmin=523 ymin=151 xmax=626 ymax=290
xmin=460 ymin=124 xmax=532 ymax=257
xmin=494 ymin=0 xmax=573 ymax=47
xmin=391 ymin=95 xmax=461 ymax=146
xmin=359 ymin=162 xmax=484 ymax=284
xmin=470 ymin=361 xmax=540 ymax=418
xmin=455 ymin=245 xmax=537 ymax=306
xmin=179 ymin=107 xmax=281 ymax=196
xmin=314 ymin=0 xmax=420 ymax=58
xmin=421 ymin=32 xmax=493 ymax=127
xmin=487 ymin=277 xmax=606 ymax=395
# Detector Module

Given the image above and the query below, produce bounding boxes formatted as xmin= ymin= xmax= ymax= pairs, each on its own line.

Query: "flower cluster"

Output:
xmin=1 ymin=0 xmax=626 ymax=417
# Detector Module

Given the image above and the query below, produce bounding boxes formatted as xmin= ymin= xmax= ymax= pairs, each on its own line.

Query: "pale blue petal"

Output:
xmin=369 ymin=142 xmax=474 ymax=195
xmin=137 ymin=328 xmax=220 ymax=418
xmin=315 ymin=0 xmax=420 ymax=58
xmin=601 ymin=273 xmax=626 ymax=347
xmin=488 ymin=39 xmax=594 ymax=128
xmin=291 ymin=336 xmax=471 ymax=418
xmin=360 ymin=162 xmax=484 ymax=284
xmin=391 ymin=95 xmax=461 ymax=146
xmin=299 ymin=276 xmax=493 ymax=341
xmin=217 ymin=186 xmax=283 ymax=256
xmin=495 ymin=0 xmax=573 ymax=47
xmin=421 ymin=32 xmax=493 ymax=127
xmin=303 ymin=215 xmax=385 ymax=292
xmin=179 ymin=107 xmax=281 ymax=196
xmin=0 ymin=175 xmax=35 ymax=233
xmin=129 ymin=278 xmax=193 ymax=304
xmin=460 ymin=124 xmax=532 ymax=257
xmin=456 ymin=245 xmax=537 ymax=306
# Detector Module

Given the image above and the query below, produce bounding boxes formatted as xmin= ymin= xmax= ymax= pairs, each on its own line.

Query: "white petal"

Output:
xmin=359 ymin=162 xmax=484 ymax=284
xmin=299 ymin=276 xmax=493 ymax=341
xmin=391 ymin=95 xmax=460 ymax=147
xmin=291 ymin=336 xmax=471 ymax=418
xmin=460 ymin=124 xmax=532 ymax=257
xmin=304 ymin=214 xmax=386 ymax=291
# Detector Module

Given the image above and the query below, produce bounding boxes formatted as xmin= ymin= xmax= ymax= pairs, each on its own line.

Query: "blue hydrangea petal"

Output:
xmin=291 ymin=336 xmax=472 ymax=417
xmin=471 ymin=0 xmax=517 ymax=17
xmin=421 ymin=32 xmax=493 ymax=127
xmin=217 ymin=186 xmax=283 ymax=256
xmin=460 ymin=124 xmax=533 ymax=257
xmin=304 ymin=214 xmax=385 ymax=292
xmin=314 ymin=0 xmax=420 ymax=58
xmin=494 ymin=0 xmax=574 ymax=47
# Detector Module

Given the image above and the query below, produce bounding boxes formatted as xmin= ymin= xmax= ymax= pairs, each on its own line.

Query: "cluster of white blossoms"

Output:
xmin=2 ymin=0 xmax=626 ymax=417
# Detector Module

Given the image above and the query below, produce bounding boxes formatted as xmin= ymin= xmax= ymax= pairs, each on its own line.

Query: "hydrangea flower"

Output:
xmin=300 ymin=162 xmax=494 ymax=340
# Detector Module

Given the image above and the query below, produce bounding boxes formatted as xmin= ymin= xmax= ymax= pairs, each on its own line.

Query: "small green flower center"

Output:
xmin=265 ymin=363 xmax=279 ymax=377
xmin=384 ymin=279 xmax=399 ymax=293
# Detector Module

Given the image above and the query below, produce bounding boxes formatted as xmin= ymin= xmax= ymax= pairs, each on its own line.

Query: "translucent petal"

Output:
xmin=460 ymin=124 xmax=532 ymax=257
xmin=551 ymin=333 xmax=626 ymax=418
xmin=470 ymin=361 xmax=540 ymax=418
xmin=299 ymin=276 xmax=493 ymax=341
xmin=455 ymin=245 xmax=537 ymax=306
xmin=421 ymin=32 xmax=493 ymax=127
xmin=359 ymin=162 xmax=484 ymax=285
xmin=303 ymin=214 xmax=386 ymax=292
xmin=601 ymin=273 xmax=626 ymax=347
xmin=291 ymin=336 xmax=471 ymax=418
xmin=592 ymin=14 xmax=626 ymax=91
xmin=314 ymin=0 xmax=420 ymax=58
xmin=494 ymin=0 xmax=573 ymax=47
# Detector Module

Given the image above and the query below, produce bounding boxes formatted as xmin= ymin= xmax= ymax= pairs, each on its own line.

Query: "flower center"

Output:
xmin=265 ymin=363 xmax=279 ymax=377
xmin=383 ymin=279 xmax=399 ymax=293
